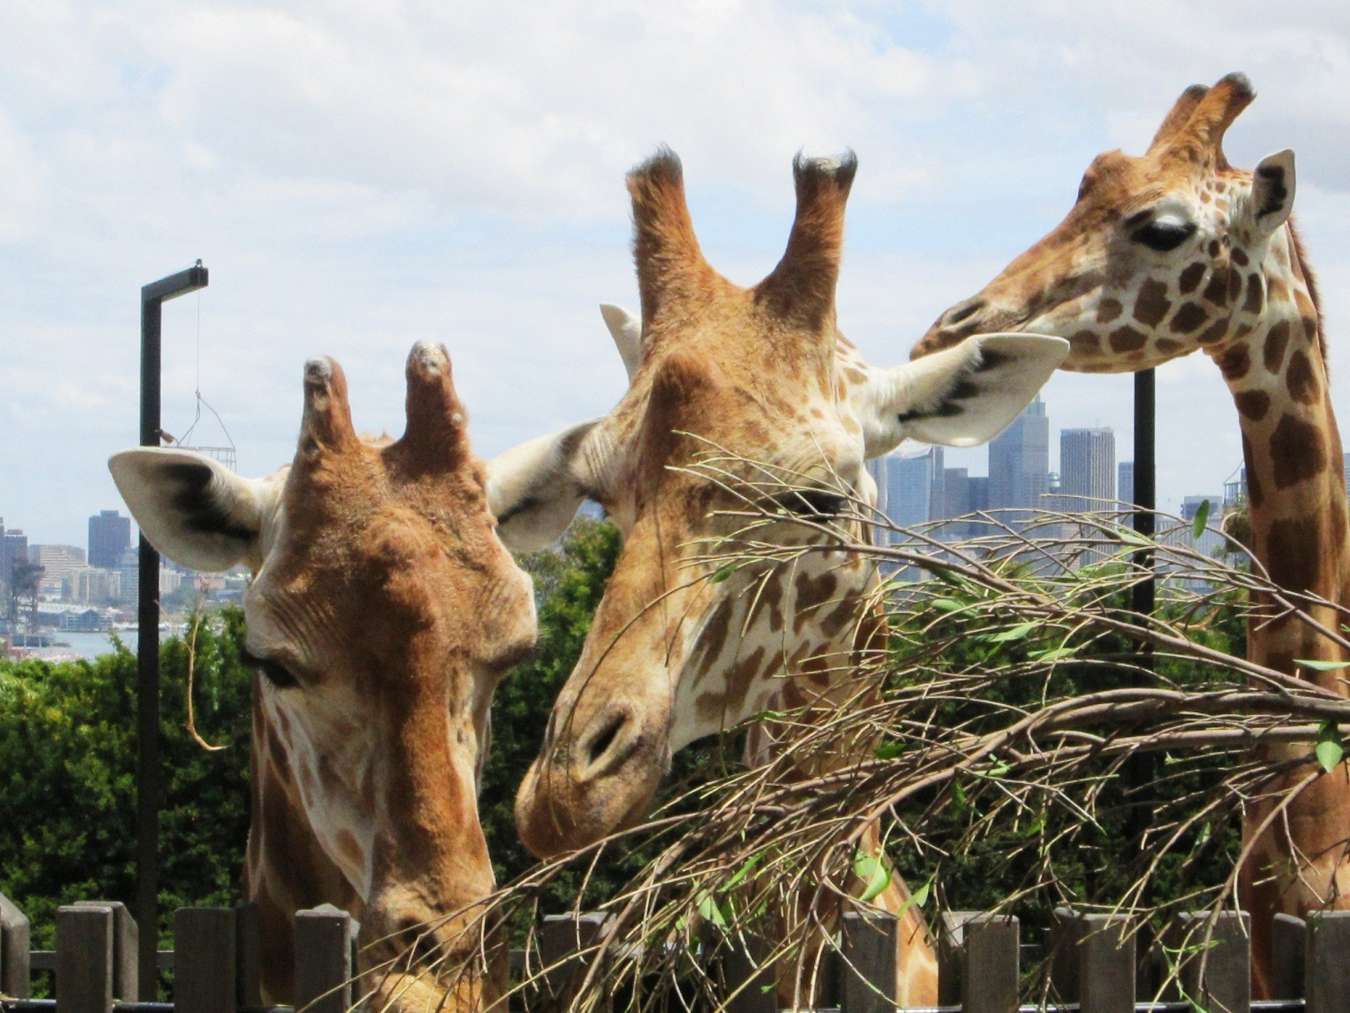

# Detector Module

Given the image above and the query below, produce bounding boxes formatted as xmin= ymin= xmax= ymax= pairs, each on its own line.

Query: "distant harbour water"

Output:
xmin=55 ymin=630 xmax=141 ymax=661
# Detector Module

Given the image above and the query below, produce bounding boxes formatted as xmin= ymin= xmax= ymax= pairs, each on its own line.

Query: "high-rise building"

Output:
xmin=1059 ymin=428 xmax=1116 ymax=511
xmin=987 ymin=397 xmax=1050 ymax=511
xmin=865 ymin=456 xmax=888 ymax=519
xmin=886 ymin=447 xmax=944 ymax=529
xmin=89 ymin=510 xmax=132 ymax=568
xmin=31 ymin=545 xmax=87 ymax=598
xmin=1344 ymin=454 xmax=1350 ymax=503
xmin=1118 ymin=461 xmax=1134 ymax=506
xmin=117 ymin=546 xmax=139 ymax=607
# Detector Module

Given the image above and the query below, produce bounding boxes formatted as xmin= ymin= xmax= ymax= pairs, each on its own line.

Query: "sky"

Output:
xmin=3 ymin=1 xmax=1350 ymax=548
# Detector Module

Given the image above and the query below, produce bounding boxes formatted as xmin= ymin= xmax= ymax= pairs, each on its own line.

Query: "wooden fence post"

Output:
xmin=73 ymin=900 xmax=138 ymax=1001
xmin=716 ymin=928 xmax=775 ymax=1013
xmin=937 ymin=909 xmax=980 ymax=1006
xmin=0 ymin=892 xmax=31 ymax=999
xmin=839 ymin=910 xmax=897 ymax=1013
xmin=540 ymin=911 xmax=612 ymax=1008
xmin=175 ymin=908 xmax=237 ymax=1013
xmin=1306 ymin=910 xmax=1350 ymax=1013
xmin=961 ymin=913 xmax=1019 ymax=1013
xmin=56 ymin=904 xmax=114 ymax=1013
xmin=295 ymin=905 xmax=354 ymax=1013
xmin=1053 ymin=910 xmax=1146 ymax=1010
xmin=235 ymin=903 xmax=263 ymax=1009
xmin=1173 ymin=910 xmax=1249 ymax=1013
xmin=1271 ymin=912 xmax=1307 ymax=1001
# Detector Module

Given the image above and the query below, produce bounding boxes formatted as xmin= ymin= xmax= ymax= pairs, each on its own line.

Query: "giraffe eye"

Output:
xmin=1132 ymin=219 xmax=1196 ymax=253
xmin=242 ymin=648 xmax=300 ymax=689
xmin=777 ymin=489 xmax=846 ymax=518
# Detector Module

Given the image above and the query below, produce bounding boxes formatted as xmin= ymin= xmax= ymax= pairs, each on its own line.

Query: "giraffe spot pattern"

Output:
xmin=1217 ymin=345 xmax=1250 ymax=381
xmin=1266 ymin=513 xmax=1324 ymax=592
xmin=1263 ymin=321 xmax=1291 ymax=373
xmin=1133 ymin=279 xmax=1171 ymax=327
xmin=1244 ymin=434 xmax=1264 ymax=509
xmin=1285 ymin=349 xmax=1319 ymax=405
xmin=1269 ymin=414 xmax=1327 ymax=490
xmin=1244 ymin=273 xmax=1265 ymax=314
xmin=1178 ymin=262 xmax=1206 ymax=294
xmin=1170 ymin=303 xmax=1209 ymax=334
xmin=844 ymin=367 xmax=867 ymax=385
xmin=1109 ymin=326 xmax=1147 ymax=353
xmin=1070 ymin=330 xmax=1101 ymax=355
xmin=1155 ymin=338 xmax=1184 ymax=355
xmin=1208 ymin=240 xmax=1221 ymax=258
xmin=1096 ymin=298 xmax=1123 ymax=323
xmin=1202 ymin=270 xmax=1230 ymax=307
xmin=1234 ymin=390 xmax=1270 ymax=420
xmin=1198 ymin=320 xmax=1228 ymax=345
xmin=1232 ymin=247 xmax=1249 ymax=267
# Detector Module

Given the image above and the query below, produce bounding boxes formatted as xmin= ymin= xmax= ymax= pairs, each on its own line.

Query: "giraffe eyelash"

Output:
xmin=1132 ymin=219 xmax=1197 ymax=253
xmin=241 ymin=647 xmax=301 ymax=689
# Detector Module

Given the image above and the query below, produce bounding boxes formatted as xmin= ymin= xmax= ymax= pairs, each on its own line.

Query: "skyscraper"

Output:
xmin=1118 ymin=461 xmax=1134 ymax=506
xmin=865 ymin=456 xmax=888 ymax=518
xmin=987 ymin=397 xmax=1050 ymax=511
xmin=886 ymin=447 xmax=944 ymax=528
xmin=1059 ymin=428 xmax=1116 ymax=510
xmin=89 ymin=510 xmax=131 ymax=569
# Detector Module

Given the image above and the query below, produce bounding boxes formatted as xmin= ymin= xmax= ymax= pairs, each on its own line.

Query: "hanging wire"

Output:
xmin=174 ymin=287 xmax=237 ymax=466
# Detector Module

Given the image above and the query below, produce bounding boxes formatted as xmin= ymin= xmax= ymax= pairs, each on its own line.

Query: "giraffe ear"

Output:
xmin=600 ymin=303 xmax=643 ymax=381
xmin=862 ymin=333 xmax=1068 ymax=456
xmin=1248 ymin=149 xmax=1295 ymax=236
xmin=486 ymin=421 xmax=607 ymax=552
xmin=108 ymin=448 xmax=280 ymax=572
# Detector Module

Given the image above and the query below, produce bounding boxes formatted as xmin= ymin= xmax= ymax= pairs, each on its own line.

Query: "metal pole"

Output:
xmin=137 ymin=262 xmax=208 ymax=992
xmin=1128 ymin=368 xmax=1157 ymax=883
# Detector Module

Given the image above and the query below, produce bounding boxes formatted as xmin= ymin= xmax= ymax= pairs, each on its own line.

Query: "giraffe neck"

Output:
xmin=245 ymin=679 xmax=361 ymax=1002
xmin=1212 ymin=225 xmax=1350 ymax=688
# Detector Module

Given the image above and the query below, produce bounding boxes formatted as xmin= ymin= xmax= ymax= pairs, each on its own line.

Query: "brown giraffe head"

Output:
xmin=912 ymin=73 xmax=1302 ymax=374
xmin=110 ymin=345 xmax=535 ymax=1002
xmin=487 ymin=149 xmax=1067 ymax=857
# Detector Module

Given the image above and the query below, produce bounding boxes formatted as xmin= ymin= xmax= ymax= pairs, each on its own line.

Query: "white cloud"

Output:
xmin=1 ymin=2 xmax=1348 ymax=543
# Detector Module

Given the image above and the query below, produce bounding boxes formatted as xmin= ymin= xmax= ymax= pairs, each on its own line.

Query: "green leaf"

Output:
xmin=1029 ymin=645 xmax=1077 ymax=662
xmin=1191 ymin=498 xmax=1211 ymax=539
xmin=1316 ymin=721 xmax=1344 ymax=774
xmin=1296 ymin=658 xmax=1350 ymax=672
xmin=932 ymin=597 xmax=965 ymax=613
xmin=710 ymin=566 xmax=735 ymax=584
xmin=990 ymin=622 xmax=1037 ymax=643
xmin=696 ymin=890 xmax=729 ymax=928
xmin=724 ymin=853 xmax=763 ymax=890
xmin=874 ymin=740 xmax=907 ymax=760
xmin=853 ymin=847 xmax=891 ymax=903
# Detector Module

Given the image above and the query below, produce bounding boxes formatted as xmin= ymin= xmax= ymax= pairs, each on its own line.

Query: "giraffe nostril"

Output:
xmin=581 ymin=709 xmax=638 ymax=775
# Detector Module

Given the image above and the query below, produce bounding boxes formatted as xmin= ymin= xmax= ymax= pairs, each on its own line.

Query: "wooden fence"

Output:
xmin=2 ymin=891 xmax=1348 ymax=1011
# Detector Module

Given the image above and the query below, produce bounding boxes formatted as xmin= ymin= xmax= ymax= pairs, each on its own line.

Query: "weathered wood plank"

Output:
xmin=540 ymin=912 xmax=612 ymax=1009
xmin=1271 ymin=912 xmax=1307 ymax=1000
xmin=1076 ymin=913 xmax=1134 ymax=1013
xmin=937 ymin=909 xmax=980 ymax=1006
xmin=174 ymin=908 xmax=236 ymax=1013
xmin=1048 ymin=906 xmax=1083 ymax=1002
xmin=234 ymin=903 xmax=262 ymax=1009
xmin=294 ymin=905 xmax=353 ymax=1013
xmin=56 ymin=904 xmax=113 ymax=1013
xmin=1306 ymin=910 xmax=1350 ymax=1013
xmin=72 ymin=901 xmax=137 ymax=1001
xmin=1174 ymin=910 xmax=1249 ymax=1013
xmin=721 ymin=931 xmax=776 ymax=1013
xmin=0 ymin=892 xmax=31 ymax=999
xmin=961 ymin=913 xmax=1019 ymax=1013
xmin=839 ymin=910 xmax=897 ymax=1013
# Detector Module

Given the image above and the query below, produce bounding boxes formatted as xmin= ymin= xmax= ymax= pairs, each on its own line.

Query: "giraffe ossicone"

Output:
xmin=488 ymin=147 xmax=1066 ymax=1006
xmin=110 ymin=342 xmax=536 ymax=1009
xmin=913 ymin=72 xmax=1348 ymax=999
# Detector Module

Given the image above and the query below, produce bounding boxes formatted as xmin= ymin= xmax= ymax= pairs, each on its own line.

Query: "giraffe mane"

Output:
xmin=1287 ymin=215 xmax=1327 ymax=366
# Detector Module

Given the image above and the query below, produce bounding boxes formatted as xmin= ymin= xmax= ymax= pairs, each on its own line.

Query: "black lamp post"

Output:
xmin=137 ymin=262 xmax=208 ymax=990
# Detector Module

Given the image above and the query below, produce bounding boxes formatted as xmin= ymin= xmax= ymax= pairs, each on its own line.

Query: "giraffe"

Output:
xmin=909 ymin=72 xmax=1348 ymax=997
xmin=485 ymin=147 xmax=1069 ymax=1006
xmin=109 ymin=343 xmax=536 ymax=1009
